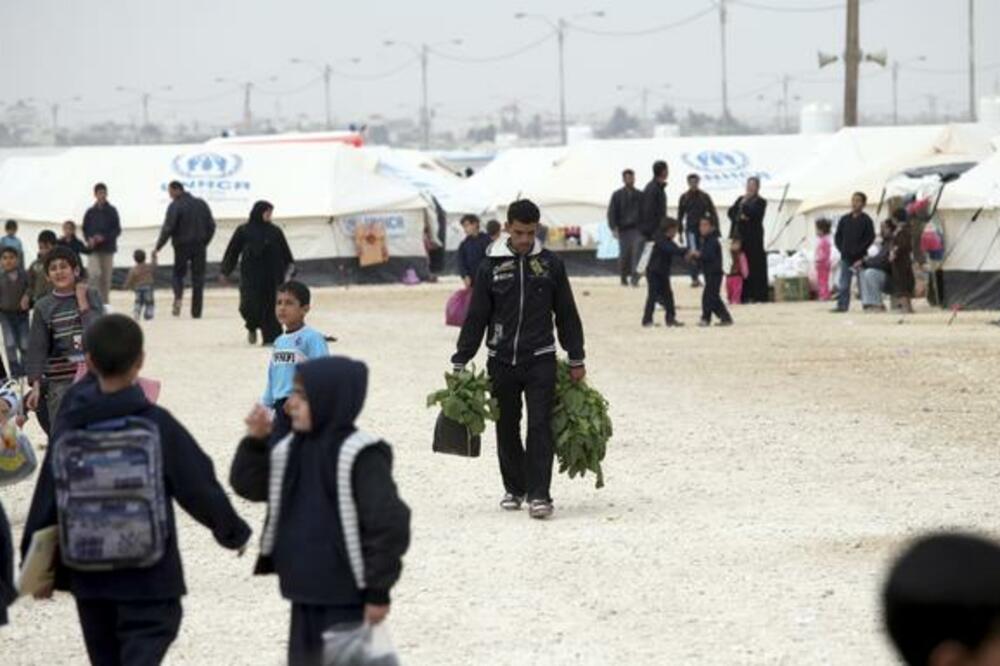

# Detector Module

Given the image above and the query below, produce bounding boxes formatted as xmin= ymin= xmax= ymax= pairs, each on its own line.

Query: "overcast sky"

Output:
xmin=1 ymin=0 xmax=998 ymax=132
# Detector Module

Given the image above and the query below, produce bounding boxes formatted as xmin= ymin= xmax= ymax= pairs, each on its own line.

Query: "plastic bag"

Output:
xmin=432 ymin=412 xmax=481 ymax=457
xmin=323 ymin=622 xmax=400 ymax=666
xmin=0 ymin=424 xmax=36 ymax=487
xmin=445 ymin=288 xmax=472 ymax=327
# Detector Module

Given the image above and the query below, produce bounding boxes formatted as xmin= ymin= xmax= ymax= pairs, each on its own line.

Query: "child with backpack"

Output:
xmin=260 ymin=281 xmax=329 ymax=439
xmin=20 ymin=314 xmax=251 ymax=664
xmin=25 ymin=246 xmax=102 ymax=429
xmin=231 ymin=356 xmax=411 ymax=666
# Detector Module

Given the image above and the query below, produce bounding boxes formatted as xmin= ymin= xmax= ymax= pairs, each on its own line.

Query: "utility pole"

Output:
xmin=892 ymin=61 xmax=900 ymax=125
xmin=719 ymin=0 xmax=730 ymax=127
xmin=781 ymin=75 xmax=791 ymax=132
xmin=50 ymin=103 xmax=59 ymax=135
xmin=242 ymin=82 xmax=253 ymax=130
xmin=968 ymin=0 xmax=977 ymax=121
xmin=141 ymin=93 xmax=151 ymax=127
xmin=557 ymin=19 xmax=568 ymax=145
xmin=323 ymin=64 xmax=333 ymax=130
xmin=420 ymin=44 xmax=430 ymax=149
xmin=843 ymin=0 xmax=861 ymax=126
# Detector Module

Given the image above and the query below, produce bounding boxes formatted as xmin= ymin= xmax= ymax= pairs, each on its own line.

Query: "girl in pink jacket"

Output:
xmin=814 ymin=218 xmax=833 ymax=301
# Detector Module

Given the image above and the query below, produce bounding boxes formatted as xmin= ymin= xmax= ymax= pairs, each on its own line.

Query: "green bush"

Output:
xmin=426 ymin=366 xmax=499 ymax=437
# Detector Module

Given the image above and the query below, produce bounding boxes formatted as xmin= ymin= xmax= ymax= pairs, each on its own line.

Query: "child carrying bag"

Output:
xmin=52 ymin=416 xmax=169 ymax=571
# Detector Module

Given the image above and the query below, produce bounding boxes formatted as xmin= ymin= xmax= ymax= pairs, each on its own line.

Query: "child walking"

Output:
xmin=260 ymin=281 xmax=329 ymax=439
xmin=726 ymin=238 xmax=749 ymax=305
xmin=0 ymin=219 xmax=23 ymax=262
xmin=642 ymin=218 xmax=688 ymax=327
xmin=0 ymin=246 xmax=29 ymax=378
xmin=124 ymin=249 xmax=156 ymax=320
xmin=21 ymin=314 xmax=251 ymax=665
xmin=27 ymin=230 xmax=57 ymax=306
xmin=25 ymin=246 xmax=103 ymax=429
xmin=694 ymin=215 xmax=733 ymax=327
xmin=814 ymin=218 xmax=833 ymax=301
xmin=231 ymin=356 xmax=411 ymax=666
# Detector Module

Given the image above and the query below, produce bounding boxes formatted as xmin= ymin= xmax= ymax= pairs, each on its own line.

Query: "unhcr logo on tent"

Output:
xmin=164 ymin=151 xmax=251 ymax=198
xmin=681 ymin=150 xmax=769 ymax=185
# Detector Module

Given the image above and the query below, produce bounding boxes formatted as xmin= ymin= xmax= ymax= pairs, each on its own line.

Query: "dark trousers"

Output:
xmin=272 ymin=398 xmax=291 ymax=441
xmin=288 ymin=603 xmax=364 ymax=666
xmin=618 ymin=228 xmax=644 ymax=285
xmin=171 ymin=243 xmax=207 ymax=318
xmin=76 ymin=598 xmax=182 ymax=666
xmin=642 ymin=271 xmax=676 ymax=325
xmin=686 ymin=230 xmax=703 ymax=281
xmin=701 ymin=273 xmax=732 ymax=323
xmin=488 ymin=356 xmax=557 ymax=502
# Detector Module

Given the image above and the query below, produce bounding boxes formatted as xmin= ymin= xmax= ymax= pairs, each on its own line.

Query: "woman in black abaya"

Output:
xmin=221 ymin=200 xmax=294 ymax=345
xmin=728 ymin=176 xmax=769 ymax=303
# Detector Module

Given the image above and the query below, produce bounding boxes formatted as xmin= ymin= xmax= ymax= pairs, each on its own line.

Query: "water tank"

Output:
xmin=799 ymin=102 xmax=837 ymax=135
xmin=980 ymin=96 xmax=1000 ymax=129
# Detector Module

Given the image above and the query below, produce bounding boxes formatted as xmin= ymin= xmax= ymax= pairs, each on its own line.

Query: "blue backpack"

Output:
xmin=52 ymin=416 xmax=168 ymax=571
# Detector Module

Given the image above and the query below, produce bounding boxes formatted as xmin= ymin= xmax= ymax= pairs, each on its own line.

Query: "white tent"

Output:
xmin=460 ymin=146 xmax=568 ymax=212
xmin=0 ymin=142 xmax=431 ymax=267
xmin=521 ymin=134 xmax=827 ymax=245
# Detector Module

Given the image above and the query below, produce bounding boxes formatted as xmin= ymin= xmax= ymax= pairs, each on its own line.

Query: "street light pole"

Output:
xmin=719 ymin=0 xmax=730 ymax=126
xmin=323 ymin=64 xmax=332 ymax=130
xmin=420 ymin=44 xmax=430 ymax=149
xmin=557 ymin=18 xmax=567 ymax=145
xmin=843 ymin=0 xmax=861 ymax=126
xmin=968 ymin=0 xmax=977 ymax=121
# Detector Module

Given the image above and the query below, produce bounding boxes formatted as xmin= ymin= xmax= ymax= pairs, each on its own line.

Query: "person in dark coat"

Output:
xmin=231 ymin=356 xmax=411 ymax=666
xmin=153 ymin=181 xmax=217 ymax=319
xmin=221 ymin=201 xmax=294 ymax=346
xmin=0 ymin=498 xmax=13 ymax=627
xmin=694 ymin=215 xmax=733 ymax=326
xmin=607 ymin=168 xmax=644 ymax=286
xmin=82 ymin=182 xmax=121 ymax=304
xmin=677 ymin=173 xmax=718 ymax=287
xmin=640 ymin=160 xmax=669 ymax=242
xmin=643 ymin=218 xmax=689 ymax=327
xmin=727 ymin=176 xmax=768 ymax=303
xmin=456 ymin=214 xmax=491 ymax=288
xmin=890 ymin=208 xmax=915 ymax=313
xmin=21 ymin=314 xmax=251 ymax=666
xmin=833 ymin=191 xmax=876 ymax=313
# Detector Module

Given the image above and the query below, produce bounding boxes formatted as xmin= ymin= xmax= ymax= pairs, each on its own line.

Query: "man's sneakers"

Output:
xmin=528 ymin=499 xmax=554 ymax=520
xmin=500 ymin=493 xmax=524 ymax=511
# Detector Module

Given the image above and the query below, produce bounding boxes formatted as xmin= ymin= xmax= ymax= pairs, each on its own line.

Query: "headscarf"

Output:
xmin=296 ymin=356 xmax=368 ymax=443
xmin=248 ymin=200 xmax=274 ymax=226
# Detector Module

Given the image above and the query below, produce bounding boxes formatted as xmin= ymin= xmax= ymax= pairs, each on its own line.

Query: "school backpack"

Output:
xmin=52 ymin=416 xmax=169 ymax=571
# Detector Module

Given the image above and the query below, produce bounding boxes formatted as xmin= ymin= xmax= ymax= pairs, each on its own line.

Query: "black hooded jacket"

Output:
xmin=0 ymin=500 xmax=13 ymax=626
xmin=20 ymin=376 xmax=251 ymax=600
xmin=229 ymin=357 xmax=411 ymax=607
xmin=452 ymin=238 xmax=585 ymax=369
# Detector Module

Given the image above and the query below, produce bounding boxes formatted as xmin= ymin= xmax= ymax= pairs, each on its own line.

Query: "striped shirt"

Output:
xmin=26 ymin=288 xmax=103 ymax=383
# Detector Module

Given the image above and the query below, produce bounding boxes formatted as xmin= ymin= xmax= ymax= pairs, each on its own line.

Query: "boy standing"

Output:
xmin=27 ymin=230 xmax=57 ymax=306
xmin=486 ymin=219 xmax=502 ymax=243
xmin=833 ymin=191 xmax=876 ymax=313
xmin=22 ymin=314 xmax=252 ymax=665
xmin=694 ymin=215 xmax=733 ymax=327
xmin=25 ymin=246 xmax=103 ymax=427
xmin=642 ymin=218 xmax=689 ymax=327
xmin=82 ymin=182 xmax=121 ymax=305
xmin=58 ymin=219 xmax=90 ymax=264
xmin=0 ymin=220 xmax=23 ymax=262
xmin=232 ymin=356 xmax=410 ymax=666
xmin=260 ymin=281 xmax=328 ymax=438
xmin=457 ymin=214 xmax=491 ymax=288
xmin=0 ymin=246 xmax=31 ymax=378
xmin=124 ymin=249 xmax=156 ymax=321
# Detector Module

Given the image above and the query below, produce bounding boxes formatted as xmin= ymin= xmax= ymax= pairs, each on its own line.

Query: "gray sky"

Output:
xmin=2 ymin=0 xmax=998 ymax=132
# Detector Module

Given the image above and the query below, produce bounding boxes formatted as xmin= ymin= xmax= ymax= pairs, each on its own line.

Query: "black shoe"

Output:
xmin=528 ymin=499 xmax=554 ymax=520
xmin=717 ymin=319 xmax=734 ymax=327
xmin=248 ymin=329 xmax=257 ymax=345
xmin=642 ymin=322 xmax=655 ymax=328
xmin=698 ymin=319 xmax=711 ymax=327
xmin=500 ymin=493 xmax=525 ymax=511
xmin=666 ymin=320 xmax=685 ymax=327
xmin=830 ymin=307 xmax=847 ymax=313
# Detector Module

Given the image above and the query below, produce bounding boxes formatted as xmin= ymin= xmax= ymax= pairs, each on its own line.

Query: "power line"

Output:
xmin=731 ymin=0 xmax=877 ymax=13
xmin=567 ymin=5 xmax=716 ymax=36
xmin=256 ymin=75 xmax=325 ymax=97
xmin=429 ymin=32 xmax=555 ymax=63
xmin=328 ymin=57 xmax=419 ymax=81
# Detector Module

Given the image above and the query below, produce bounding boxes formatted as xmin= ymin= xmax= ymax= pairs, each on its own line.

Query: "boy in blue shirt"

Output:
xmin=0 ymin=220 xmax=23 ymax=263
xmin=262 ymin=281 xmax=329 ymax=438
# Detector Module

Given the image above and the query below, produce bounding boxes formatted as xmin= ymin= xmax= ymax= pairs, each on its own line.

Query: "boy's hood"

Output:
xmin=297 ymin=356 xmax=368 ymax=437
xmin=61 ymin=374 xmax=150 ymax=428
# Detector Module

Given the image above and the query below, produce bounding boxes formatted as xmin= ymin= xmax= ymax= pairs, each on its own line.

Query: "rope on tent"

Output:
xmin=766 ymin=216 xmax=795 ymax=251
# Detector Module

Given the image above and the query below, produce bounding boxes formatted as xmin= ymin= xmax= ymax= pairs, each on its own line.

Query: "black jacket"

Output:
xmin=82 ymin=203 xmax=121 ymax=254
xmin=452 ymin=239 xmax=585 ymax=369
xmin=649 ymin=232 xmax=688 ymax=276
xmin=699 ymin=233 xmax=725 ymax=276
xmin=230 ymin=357 xmax=410 ymax=606
xmin=862 ymin=240 xmax=891 ymax=272
xmin=607 ymin=185 xmax=643 ymax=232
xmin=640 ymin=179 xmax=667 ymax=238
xmin=835 ymin=212 xmax=876 ymax=264
xmin=21 ymin=376 xmax=251 ymax=600
xmin=156 ymin=193 xmax=216 ymax=250
xmin=58 ymin=235 xmax=91 ymax=259
xmin=0 ymin=499 xmax=13 ymax=626
xmin=677 ymin=190 xmax=718 ymax=233
xmin=457 ymin=232 xmax=491 ymax=281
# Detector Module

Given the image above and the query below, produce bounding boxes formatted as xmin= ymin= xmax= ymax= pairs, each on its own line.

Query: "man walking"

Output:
xmin=677 ymin=173 xmax=718 ymax=288
xmin=639 ymin=161 xmax=669 ymax=281
xmin=82 ymin=183 xmax=121 ymax=303
xmin=833 ymin=191 xmax=876 ymax=313
xmin=606 ymin=169 xmax=644 ymax=287
xmin=451 ymin=199 xmax=586 ymax=521
xmin=153 ymin=182 xmax=216 ymax=318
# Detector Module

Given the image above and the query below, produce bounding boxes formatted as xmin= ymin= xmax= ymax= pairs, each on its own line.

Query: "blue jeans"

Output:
xmin=133 ymin=286 xmax=155 ymax=320
xmin=0 ymin=311 xmax=29 ymax=377
xmin=836 ymin=260 xmax=857 ymax=311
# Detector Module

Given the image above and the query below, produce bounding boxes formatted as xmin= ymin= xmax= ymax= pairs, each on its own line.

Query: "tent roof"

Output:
xmin=460 ymin=146 xmax=568 ymax=209
xmin=365 ymin=146 xmax=490 ymax=215
xmin=939 ymin=149 xmax=1000 ymax=211
xmin=0 ymin=142 xmax=427 ymax=228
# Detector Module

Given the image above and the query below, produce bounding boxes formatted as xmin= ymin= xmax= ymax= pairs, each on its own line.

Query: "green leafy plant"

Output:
xmin=426 ymin=366 xmax=499 ymax=436
xmin=552 ymin=361 xmax=612 ymax=489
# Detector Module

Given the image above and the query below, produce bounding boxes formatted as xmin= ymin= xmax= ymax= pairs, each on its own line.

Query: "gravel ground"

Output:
xmin=3 ymin=277 xmax=998 ymax=665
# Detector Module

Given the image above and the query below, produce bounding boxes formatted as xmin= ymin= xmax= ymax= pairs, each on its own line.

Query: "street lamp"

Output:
xmin=515 ymin=10 xmax=604 ymax=145
xmin=892 ymin=56 xmax=927 ymax=125
xmin=215 ymin=77 xmax=277 ymax=130
xmin=290 ymin=57 xmax=361 ymax=130
xmin=116 ymin=86 xmax=172 ymax=127
xmin=384 ymin=39 xmax=462 ymax=149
